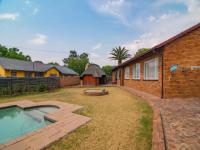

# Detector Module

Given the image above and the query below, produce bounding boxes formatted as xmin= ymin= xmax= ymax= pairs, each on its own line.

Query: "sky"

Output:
xmin=0 ymin=0 xmax=200 ymax=66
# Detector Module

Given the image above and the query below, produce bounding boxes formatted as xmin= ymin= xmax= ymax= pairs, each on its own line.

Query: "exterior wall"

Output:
xmin=82 ymin=75 xmax=99 ymax=86
xmin=60 ymin=76 xmax=80 ymax=87
xmin=16 ymin=71 xmax=25 ymax=77
xmin=123 ymin=53 xmax=163 ymax=97
xmin=163 ymin=27 xmax=200 ymax=98
xmin=4 ymin=70 xmax=25 ymax=77
xmin=0 ymin=65 xmax=5 ymax=77
xmin=44 ymin=68 xmax=60 ymax=77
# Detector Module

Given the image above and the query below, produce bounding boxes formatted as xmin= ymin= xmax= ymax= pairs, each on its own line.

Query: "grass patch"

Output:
xmin=0 ymin=87 xmax=153 ymax=150
xmin=135 ymin=100 xmax=153 ymax=150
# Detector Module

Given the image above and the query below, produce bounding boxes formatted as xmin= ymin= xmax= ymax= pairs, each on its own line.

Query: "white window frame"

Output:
xmin=132 ymin=63 xmax=140 ymax=80
xmin=124 ymin=66 xmax=130 ymax=79
xmin=144 ymin=58 xmax=159 ymax=80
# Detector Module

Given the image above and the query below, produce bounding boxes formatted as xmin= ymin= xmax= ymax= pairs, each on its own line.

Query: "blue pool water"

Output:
xmin=0 ymin=106 xmax=58 ymax=144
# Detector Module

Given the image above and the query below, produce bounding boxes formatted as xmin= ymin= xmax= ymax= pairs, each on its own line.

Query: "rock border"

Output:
xmin=84 ymin=89 xmax=109 ymax=96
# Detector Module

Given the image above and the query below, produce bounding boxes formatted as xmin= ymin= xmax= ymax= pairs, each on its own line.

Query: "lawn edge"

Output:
xmin=119 ymin=86 xmax=166 ymax=150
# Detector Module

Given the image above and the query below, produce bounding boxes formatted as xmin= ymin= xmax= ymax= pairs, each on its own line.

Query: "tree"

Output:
xmin=48 ymin=62 xmax=60 ymax=66
xmin=134 ymin=48 xmax=150 ymax=57
xmin=102 ymin=65 xmax=113 ymax=76
xmin=63 ymin=50 xmax=89 ymax=75
xmin=0 ymin=44 xmax=31 ymax=61
xmin=109 ymin=46 xmax=131 ymax=65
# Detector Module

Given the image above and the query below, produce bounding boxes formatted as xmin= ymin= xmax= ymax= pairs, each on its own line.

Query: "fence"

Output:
xmin=0 ymin=77 xmax=60 ymax=96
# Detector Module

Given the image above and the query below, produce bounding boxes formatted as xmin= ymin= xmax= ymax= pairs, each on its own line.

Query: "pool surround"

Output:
xmin=0 ymin=101 xmax=91 ymax=150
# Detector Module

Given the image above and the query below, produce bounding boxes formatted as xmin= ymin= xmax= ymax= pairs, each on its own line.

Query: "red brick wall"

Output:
xmin=60 ymin=76 xmax=80 ymax=87
xmin=163 ymin=27 xmax=200 ymax=98
xmin=123 ymin=53 xmax=163 ymax=97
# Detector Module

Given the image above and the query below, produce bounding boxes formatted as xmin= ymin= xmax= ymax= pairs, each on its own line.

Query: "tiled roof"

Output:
xmin=0 ymin=57 xmax=78 ymax=75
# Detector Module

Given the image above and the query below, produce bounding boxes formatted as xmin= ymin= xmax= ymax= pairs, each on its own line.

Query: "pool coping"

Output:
xmin=0 ymin=101 xmax=91 ymax=150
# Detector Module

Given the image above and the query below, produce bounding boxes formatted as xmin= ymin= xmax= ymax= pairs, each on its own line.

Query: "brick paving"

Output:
xmin=121 ymin=86 xmax=200 ymax=150
xmin=161 ymin=98 xmax=200 ymax=150
xmin=0 ymin=101 xmax=91 ymax=150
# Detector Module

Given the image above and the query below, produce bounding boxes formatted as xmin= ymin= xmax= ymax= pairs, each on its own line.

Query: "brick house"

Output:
xmin=112 ymin=23 xmax=200 ymax=99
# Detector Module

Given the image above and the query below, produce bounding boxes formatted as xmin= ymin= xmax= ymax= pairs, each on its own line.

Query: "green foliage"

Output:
xmin=0 ymin=44 xmax=31 ymax=61
xmin=63 ymin=50 xmax=89 ymax=75
xmin=0 ymin=87 xmax=10 ymax=95
xmin=109 ymin=46 xmax=131 ymax=65
xmin=48 ymin=62 xmax=60 ymax=66
xmin=134 ymin=48 xmax=150 ymax=57
xmin=135 ymin=100 xmax=153 ymax=150
xmin=102 ymin=65 xmax=113 ymax=76
xmin=34 ymin=84 xmax=48 ymax=92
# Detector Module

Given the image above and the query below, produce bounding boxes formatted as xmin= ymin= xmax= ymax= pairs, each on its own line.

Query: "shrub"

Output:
xmin=34 ymin=84 xmax=48 ymax=92
xmin=0 ymin=87 xmax=10 ymax=96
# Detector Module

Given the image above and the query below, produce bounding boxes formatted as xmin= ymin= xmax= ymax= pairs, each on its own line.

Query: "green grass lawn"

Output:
xmin=0 ymin=87 xmax=153 ymax=150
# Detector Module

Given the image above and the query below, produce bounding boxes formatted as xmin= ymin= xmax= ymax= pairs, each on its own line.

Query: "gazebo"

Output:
xmin=80 ymin=64 xmax=106 ymax=86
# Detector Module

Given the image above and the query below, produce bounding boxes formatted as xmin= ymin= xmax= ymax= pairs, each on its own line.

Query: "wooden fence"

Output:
xmin=0 ymin=77 xmax=60 ymax=96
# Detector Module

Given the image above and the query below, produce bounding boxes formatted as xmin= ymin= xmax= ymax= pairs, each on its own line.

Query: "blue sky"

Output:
xmin=0 ymin=0 xmax=200 ymax=66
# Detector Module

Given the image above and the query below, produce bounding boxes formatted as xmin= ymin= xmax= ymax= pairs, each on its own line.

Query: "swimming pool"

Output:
xmin=0 ymin=106 xmax=58 ymax=144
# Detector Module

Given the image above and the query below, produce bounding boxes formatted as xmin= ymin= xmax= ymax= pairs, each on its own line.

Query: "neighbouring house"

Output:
xmin=0 ymin=57 xmax=78 ymax=78
xmin=81 ymin=64 xmax=106 ymax=86
xmin=112 ymin=22 xmax=200 ymax=99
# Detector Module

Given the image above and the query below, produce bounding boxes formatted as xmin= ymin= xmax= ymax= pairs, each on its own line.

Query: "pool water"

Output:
xmin=0 ymin=106 xmax=58 ymax=144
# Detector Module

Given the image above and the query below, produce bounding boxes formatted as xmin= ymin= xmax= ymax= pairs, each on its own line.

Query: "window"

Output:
xmin=124 ymin=66 xmax=130 ymax=79
xmin=50 ymin=74 xmax=57 ymax=77
xmin=132 ymin=63 xmax=140 ymax=79
xmin=11 ymin=71 xmax=17 ymax=77
xmin=25 ymin=72 xmax=32 ymax=78
xmin=144 ymin=58 xmax=158 ymax=80
xmin=35 ymin=72 xmax=44 ymax=77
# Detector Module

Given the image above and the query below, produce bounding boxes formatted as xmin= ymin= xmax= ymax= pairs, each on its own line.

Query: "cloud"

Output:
xmin=92 ymin=43 xmax=102 ymax=50
xmin=124 ymin=0 xmax=200 ymax=55
xmin=89 ymin=0 xmax=133 ymax=26
xmin=89 ymin=52 xmax=100 ymax=59
xmin=24 ymin=0 xmax=30 ymax=5
xmin=33 ymin=8 xmax=39 ymax=15
xmin=0 ymin=13 xmax=19 ymax=20
xmin=147 ymin=16 xmax=156 ymax=22
xmin=30 ymin=33 xmax=47 ymax=45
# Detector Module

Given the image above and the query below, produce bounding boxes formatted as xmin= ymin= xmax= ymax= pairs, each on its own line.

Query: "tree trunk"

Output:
xmin=118 ymin=59 xmax=122 ymax=65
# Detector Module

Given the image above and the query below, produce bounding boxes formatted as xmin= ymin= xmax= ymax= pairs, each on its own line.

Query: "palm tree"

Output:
xmin=109 ymin=46 xmax=131 ymax=65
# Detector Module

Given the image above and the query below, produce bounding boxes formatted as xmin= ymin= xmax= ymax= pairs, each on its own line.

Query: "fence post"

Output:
xmin=10 ymin=77 xmax=12 ymax=95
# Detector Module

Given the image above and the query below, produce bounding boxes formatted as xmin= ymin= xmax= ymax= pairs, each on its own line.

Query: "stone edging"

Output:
xmin=119 ymin=86 xmax=166 ymax=150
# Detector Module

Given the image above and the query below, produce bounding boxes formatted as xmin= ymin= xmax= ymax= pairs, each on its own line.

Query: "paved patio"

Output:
xmin=0 ymin=101 xmax=91 ymax=150
xmin=161 ymin=98 xmax=200 ymax=150
xmin=121 ymin=86 xmax=200 ymax=150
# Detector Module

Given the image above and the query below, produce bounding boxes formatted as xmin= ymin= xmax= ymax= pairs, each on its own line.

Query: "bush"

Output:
xmin=12 ymin=84 xmax=26 ymax=95
xmin=0 ymin=87 xmax=10 ymax=96
xmin=34 ymin=84 xmax=48 ymax=92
